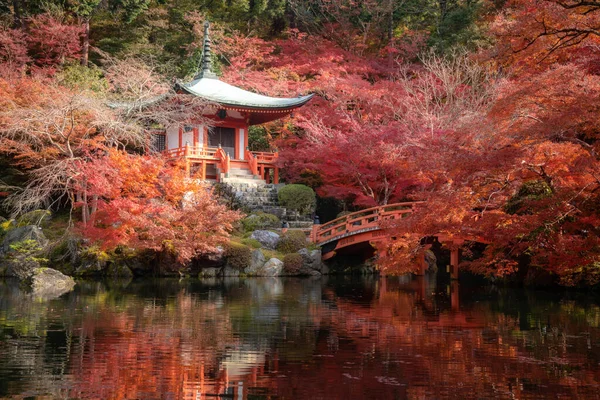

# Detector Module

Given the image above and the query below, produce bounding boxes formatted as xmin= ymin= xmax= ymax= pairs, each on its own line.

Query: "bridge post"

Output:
xmin=450 ymin=247 xmax=459 ymax=280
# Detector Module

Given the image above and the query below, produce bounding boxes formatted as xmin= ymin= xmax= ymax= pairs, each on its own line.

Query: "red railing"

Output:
xmin=164 ymin=146 xmax=219 ymax=159
xmin=245 ymin=149 xmax=259 ymax=176
xmin=252 ymin=151 xmax=278 ymax=164
xmin=311 ymin=202 xmax=423 ymax=245
xmin=215 ymin=147 xmax=230 ymax=175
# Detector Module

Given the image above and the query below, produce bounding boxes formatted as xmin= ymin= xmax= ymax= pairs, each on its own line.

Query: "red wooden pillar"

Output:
xmin=274 ymin=167 xmax=279 ymax=184
xmin=265 ymin=169 xmax=271 ymax=184
xmin=450 ymin=247 xmax=459 ymax=280
xmin=260 ymin=165 xmax=265 ymax=180
xmin=201 ymin=161 xmax=206 ymax=180
xmin=234 ymin=128 xmax=240 ymax=159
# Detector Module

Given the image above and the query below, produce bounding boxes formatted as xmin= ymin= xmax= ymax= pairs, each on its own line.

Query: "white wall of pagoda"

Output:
xmin=239 ymin=128 xmax=245 ymax=160
xmin=166 ymin=125 xmax=179 ymax=150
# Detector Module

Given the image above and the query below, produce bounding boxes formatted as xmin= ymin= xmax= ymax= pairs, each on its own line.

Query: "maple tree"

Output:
xmin=76 ymin=150 xmax=240 ymax=262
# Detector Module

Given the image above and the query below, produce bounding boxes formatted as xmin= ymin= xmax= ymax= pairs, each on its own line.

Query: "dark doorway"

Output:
xmin=208 ymin=127 xmax=235 ymax=158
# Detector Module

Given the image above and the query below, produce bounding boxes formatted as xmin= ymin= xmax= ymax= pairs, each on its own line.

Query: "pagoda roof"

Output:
xmin=177 ymin=77 xmax=314 ymax=110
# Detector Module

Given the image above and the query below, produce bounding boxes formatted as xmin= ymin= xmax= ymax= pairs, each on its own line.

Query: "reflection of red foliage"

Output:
xmin=66 ymin=280 xmax=600 ymax=399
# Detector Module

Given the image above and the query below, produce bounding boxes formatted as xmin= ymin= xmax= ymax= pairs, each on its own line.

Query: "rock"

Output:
xmin=5 ymin=257 xmax=40 ymax=280
xmin=30 ymin=268 xmax=75 ymax=299
xmin=199 ymin=267 xmax=220 ymax=278
xmin=1 ymin=225 xmax=48 ymax=254
xmin=249 ymin=230 xmax=280 ymax=250
xmin=106 ymin=263 xmax=134 ymax=278
xmin=244 ymin=249 xmax=266 ymax=276
xmin=260 ymin=258 xmax=284 ymax=277
xmin=198 ymin=246 xmax=226 ymax=268
xmin=298 ymin=248 xmax=324 ymax=272
xmin=221 ymin=266 xmax=240 ymax=277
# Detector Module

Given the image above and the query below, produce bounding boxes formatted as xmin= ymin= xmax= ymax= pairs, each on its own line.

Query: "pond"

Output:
xmin=1 ymin=275 xmax=600 ymax=399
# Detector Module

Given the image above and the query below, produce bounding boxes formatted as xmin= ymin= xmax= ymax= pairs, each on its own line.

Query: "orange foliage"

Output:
xmin=76 ymin=150 xmax=241 ymax=263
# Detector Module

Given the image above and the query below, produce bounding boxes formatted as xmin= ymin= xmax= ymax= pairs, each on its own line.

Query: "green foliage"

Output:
xmin=505 ymin=180 xmax=553 ymax=215
xmin=276 ymin=230 xmax=307 ymax=254
xmin=8 ymin=239 xmax=48 ymax=263
xmin=0 ymin=218 xmax=14 ymax=238
xmin=248 ymin=126 xmax=271 ymax=151
xmin=57 ymin=63 xmax=109 ymax=94
xmin=225 ymin=241 xmax=252 ymax=270
xmin=278 ymin=184 xmax=316 ymax=215
xmin=283 ymin=253 xmax=303 ymax=274
xmin=429 ymin=2 xmax=485 ymax=51
xmin=241 ymin=238 xmax=262 ymax=248
xmin=241 ymin=212 xmax=280 ymax=232
xmin=80 ymin=245 xmax=111 ymax=263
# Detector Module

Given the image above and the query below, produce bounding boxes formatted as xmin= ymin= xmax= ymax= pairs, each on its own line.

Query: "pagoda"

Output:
xmin=154 ymin=21 xmax=313 ymax=184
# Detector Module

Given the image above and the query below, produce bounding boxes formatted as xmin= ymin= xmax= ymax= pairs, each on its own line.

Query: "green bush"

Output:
xmin=225 ymin=242 xmax=252 ymax=270
xmin=505 ymin=180 xmax=553 ymax=215
xmin=241 ymin=212 xmax=280 ymax=232
xmin=277 ymin=230 xmax=307 ymax=254
xmin=283 ymin=253 xmax=303 ymax=274
xmin=278 ymin=184 xmax=316 ymax=215
xmin=241 ymin=238 xmax=262 ymax=248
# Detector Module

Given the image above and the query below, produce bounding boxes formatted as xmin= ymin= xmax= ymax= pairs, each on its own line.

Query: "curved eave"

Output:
xmin=176 ymin=78 xmax=314 ymax=111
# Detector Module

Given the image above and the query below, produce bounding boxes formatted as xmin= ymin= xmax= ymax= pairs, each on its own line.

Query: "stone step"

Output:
xmin=222 ymin=177 xmax=267 ymax=185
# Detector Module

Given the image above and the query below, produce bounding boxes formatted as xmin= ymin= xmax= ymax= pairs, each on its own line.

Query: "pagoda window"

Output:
xmin=209 ymin=127 xmax=235 ymax=159
xmin=151 ymin=133 xmax=166 ymax=152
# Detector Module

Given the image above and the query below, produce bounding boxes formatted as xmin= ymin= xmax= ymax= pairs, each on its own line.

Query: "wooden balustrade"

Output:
xmin=312 ymin=202 xmax=423 ymax=245
xmin=164 ymin=146 xmax=278 ymax=182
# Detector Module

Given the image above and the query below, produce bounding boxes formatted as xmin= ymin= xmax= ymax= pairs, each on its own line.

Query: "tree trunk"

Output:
xmin=12 ymin=0 xmax=22 ymax=28
xmin=81 ymin=18 xmax=90 ymax=67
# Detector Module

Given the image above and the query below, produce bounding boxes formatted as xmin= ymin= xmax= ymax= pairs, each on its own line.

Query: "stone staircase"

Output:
xmin=221 ymin=178 xmax=314 ymax=229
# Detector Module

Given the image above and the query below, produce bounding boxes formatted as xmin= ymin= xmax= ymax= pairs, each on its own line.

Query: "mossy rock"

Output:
xmin=106 ymin=263 xmax=134 ymax=278
xmin=241 ymin=238 xmax=262 ymax=248
xmin=241 ymin=212 xmax=280 ymax=232
xmin=277 ymin=230 xmax=308 ymax=254
xmin=225 ymin=242 xmax=252 ymax=270
xmin=16 ymin=210 xmax=52 ymax=228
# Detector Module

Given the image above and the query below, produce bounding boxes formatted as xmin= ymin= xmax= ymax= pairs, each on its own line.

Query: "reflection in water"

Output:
xmin=1 ymin=276 xmax=600 ymax=399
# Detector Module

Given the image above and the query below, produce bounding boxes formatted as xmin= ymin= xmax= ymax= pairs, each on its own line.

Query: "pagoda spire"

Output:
xmin=198 ymin=20 xmax=217 ymax=79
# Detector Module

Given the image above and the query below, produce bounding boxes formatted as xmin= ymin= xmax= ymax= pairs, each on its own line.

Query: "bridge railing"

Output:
xmin=312 ymin=202 xmax=422 ymax=245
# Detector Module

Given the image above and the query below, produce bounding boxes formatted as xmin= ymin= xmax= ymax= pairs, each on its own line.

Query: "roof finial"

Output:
xmin=198 ymin=20 xmax=217 ymax=79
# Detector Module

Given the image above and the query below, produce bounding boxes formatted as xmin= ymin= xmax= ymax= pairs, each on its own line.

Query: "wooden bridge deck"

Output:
xmin=310 ymin=202 xmax=488 ymax=279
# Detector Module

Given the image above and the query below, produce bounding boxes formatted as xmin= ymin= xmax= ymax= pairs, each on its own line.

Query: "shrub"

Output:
xmin=505 ymin=180 xmax=553 ymax=215
xmin=277 ymin=230 xmax=307 ymax=254
xmin=241 ymin=212 xmax=280 ymax=232
xmin=225 ymin=242 xmax=252 ymax=270
xmin=278 ymin=184 xmax=316 ymax=215
xmin=241 ymin=238 xmax=262 ymax=248
xmin=283 ymin=253 xmax=303 ymax=274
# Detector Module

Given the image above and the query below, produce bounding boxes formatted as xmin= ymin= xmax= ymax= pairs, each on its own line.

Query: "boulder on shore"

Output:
xmin=30 ymin=268 xmax=76 ymax=299
xmin=260 ymin=258 xmax=284 ymax=276
xmin=250 ymin=230 xmax=280 ymax=250
xmin=244 ymin=249 xmax=266 ymax=276
xmin=298 ymin=248 xmax=324 ymax=273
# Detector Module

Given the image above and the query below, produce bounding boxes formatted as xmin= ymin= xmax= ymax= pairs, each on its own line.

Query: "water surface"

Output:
xmin=1 ymin=276 xmax=600 ymax=399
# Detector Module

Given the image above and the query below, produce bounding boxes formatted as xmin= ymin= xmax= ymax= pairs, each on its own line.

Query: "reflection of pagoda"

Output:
xmin=154 ymin=21 xmax=313 ymax=184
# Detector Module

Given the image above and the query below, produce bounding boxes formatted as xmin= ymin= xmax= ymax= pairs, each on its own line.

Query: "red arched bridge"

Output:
xmin=309 ymin=202 xmax=487 ymax=279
